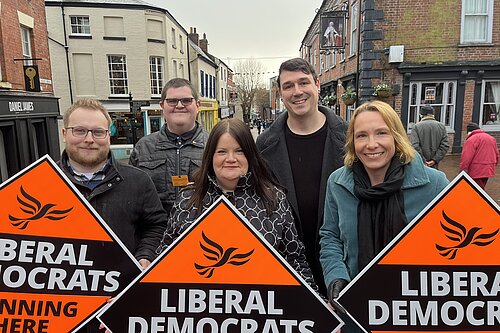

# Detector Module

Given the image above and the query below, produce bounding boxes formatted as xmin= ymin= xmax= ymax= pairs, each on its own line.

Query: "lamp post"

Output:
xmin=129 ymin=92 xmax=137 ymax=147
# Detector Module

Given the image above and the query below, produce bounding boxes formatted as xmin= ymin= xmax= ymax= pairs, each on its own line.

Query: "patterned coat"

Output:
xmin=158 ymin=174 xmax=317 ymax=289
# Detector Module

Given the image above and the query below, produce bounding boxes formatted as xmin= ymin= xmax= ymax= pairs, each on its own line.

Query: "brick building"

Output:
xmin=301 ymin=0 xmax=500 ymax=153
xmin=0 ymin=0 xmax=61 ymax=181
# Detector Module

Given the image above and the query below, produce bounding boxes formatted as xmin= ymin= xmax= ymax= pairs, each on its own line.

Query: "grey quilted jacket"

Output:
xmin=129 ymin=122 xmax=208 ymax=215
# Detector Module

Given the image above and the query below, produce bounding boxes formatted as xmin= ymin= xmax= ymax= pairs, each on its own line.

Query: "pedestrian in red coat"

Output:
xmin=460 ymin=122 xmax=499 ymax=189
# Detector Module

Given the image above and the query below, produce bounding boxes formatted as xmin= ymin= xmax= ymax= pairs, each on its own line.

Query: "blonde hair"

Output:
xmin=344 ymin=100 xmax=415 ymax=167
xmin=63 ymin=99 xmax=112 ymax=128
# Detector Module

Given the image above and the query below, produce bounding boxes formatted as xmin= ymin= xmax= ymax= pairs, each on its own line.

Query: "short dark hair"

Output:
xmin=160 ymin=78 xmax=198 ymax=102
xmin=188 ymin=118 xmax=281 ymax=214
xmin=277 ymin=58 xmax=318 ymax=88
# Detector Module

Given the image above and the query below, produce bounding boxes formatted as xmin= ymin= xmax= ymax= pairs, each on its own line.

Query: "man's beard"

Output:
xmin=66 ymin=145 xmax=109 ymax=169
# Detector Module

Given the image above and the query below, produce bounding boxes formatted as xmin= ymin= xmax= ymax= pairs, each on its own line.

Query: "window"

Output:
xmin=200 ymin=70 xmax=205 ymax=97
xmin=350 ymin=2 xmax=358 ymax=55
xmin=107 ymin=55 xmax=128 ymax=95
xmin=480 ymin=80 xmax=500 ymax=128
xmin=407 ymin=81 xmax=456 ymax=130
xmin=150 ymin=57 xmax=164 ymax=96
xmin=205 ymin=73 xmax=209 ymax=98
xmin=20 ymin=26 xmax=32 ymax=65
xmin=212 ymin=76 xmax=216 ymax=99
xmin=70 ymin=16 xmax=90 ymax=35
xmin=461 ymin=0 xmax=493 ymax=43
xmin=179 ymin=35 xmax=184 ymax=52
xmin=171 ymin=28 xmax=176 ymax=48
xmin=29 ymin=120 xmax=49 ymax=160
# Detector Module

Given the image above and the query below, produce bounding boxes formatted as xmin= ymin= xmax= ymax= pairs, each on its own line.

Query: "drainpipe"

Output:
xmin=60 ymin=3 xmax=74 ymax=104
xmin=187 ymin=38 xmax=191 ymax=81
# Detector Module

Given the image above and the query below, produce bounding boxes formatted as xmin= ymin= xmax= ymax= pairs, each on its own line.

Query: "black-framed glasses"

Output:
xmin=66 ymin=127 xmax=109 ymax=139
xmin=164 ymin=97 xmax=195 ymax=107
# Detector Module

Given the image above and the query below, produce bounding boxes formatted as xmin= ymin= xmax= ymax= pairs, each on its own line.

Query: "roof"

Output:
xmin=189 ymin=40 xmax=217 ymax=68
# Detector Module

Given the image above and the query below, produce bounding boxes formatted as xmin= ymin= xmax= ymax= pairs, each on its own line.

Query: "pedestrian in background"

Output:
xmin=59 ymin=99 xmax=168 ymax=333
xmin=257 ymin=117 xmax=262 ymax=134
xmin=257 ymin=58 xmax=347 ymax=295
xmin=320 ymin=101 xmax=448 ymax=332
xmin=130 ymin=78 xmax=208 ymax=215
xmin=158 ymin=118 xmax=317 ymax=289
xmin=460 ymin=122 xmax=499 ymax=189
xmin=410 ymin=105 xmax=449 ymax=169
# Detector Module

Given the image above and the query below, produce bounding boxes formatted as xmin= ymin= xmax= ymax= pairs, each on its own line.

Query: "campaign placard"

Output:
xmin=98 ymin=196 xmax=342 ymax=333
xmin=338 ymin=172 xmax=500 ymax=333
xmin=0 ymin=156 xmax=141 ymax=332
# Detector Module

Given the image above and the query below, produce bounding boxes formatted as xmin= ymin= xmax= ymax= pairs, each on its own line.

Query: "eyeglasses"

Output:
xmin=66 ymin=127 xmax=109 ymax=139
xmin=164 ymin=97 xmax=195 ymax=107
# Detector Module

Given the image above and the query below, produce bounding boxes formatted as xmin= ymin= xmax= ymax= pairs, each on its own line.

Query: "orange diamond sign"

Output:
xmin=0 ymin=156 xmax=141 ymax=332
xmin=338 ymin=173 xmax=500 ymax=333
xmin=98 ymin=196 xmax=343 ymax=332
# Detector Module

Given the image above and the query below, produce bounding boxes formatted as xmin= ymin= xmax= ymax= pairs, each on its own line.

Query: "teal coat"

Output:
xmin=319 ymin=154 xmax=449 ymax=286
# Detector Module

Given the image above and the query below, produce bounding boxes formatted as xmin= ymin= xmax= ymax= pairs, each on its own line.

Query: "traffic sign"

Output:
xmin=98 ymin=196 xmax=343 ymax=332
xmin=0 ymin=156 xmax=141 ymax=332
xmin=337 ymin=172 xmax=500 ymax=333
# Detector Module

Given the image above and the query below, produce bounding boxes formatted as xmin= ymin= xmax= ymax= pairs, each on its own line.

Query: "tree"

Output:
xmin=254 ymin=87 xmax=270 ymax=118
xmin=233 ymin=59 xmax=265 ymax=124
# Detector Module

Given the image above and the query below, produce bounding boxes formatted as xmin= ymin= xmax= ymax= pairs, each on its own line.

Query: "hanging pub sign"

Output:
xmin=23 ymin=65 xmax=41 ymax=92
xmin=320 ymin=11 xmax=347 ymax=51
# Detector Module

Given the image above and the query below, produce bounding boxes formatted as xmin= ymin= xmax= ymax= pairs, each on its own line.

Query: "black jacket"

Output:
xmin=256 ymin=106 xmax=347 ymax=292
xmin=58 ymin=151 xmax=168 ymax=262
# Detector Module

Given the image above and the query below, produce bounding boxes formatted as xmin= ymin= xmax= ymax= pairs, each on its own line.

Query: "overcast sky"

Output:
xmin=147 ymin=0 xmax=322 ymax=79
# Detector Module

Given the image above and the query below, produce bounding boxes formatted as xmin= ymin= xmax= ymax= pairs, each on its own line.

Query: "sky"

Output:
xmin=147 ymin=0 xmax=323 ymax=81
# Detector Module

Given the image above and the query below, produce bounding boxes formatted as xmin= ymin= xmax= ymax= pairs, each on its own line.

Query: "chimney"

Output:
xmin=188 ymin=27 xmax=199 ymax=45
xmin=199 ymin=33 xmax=208 ymax=53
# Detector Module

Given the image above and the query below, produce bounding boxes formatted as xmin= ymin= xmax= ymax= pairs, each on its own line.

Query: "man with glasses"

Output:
xmin=130 ymin=78 xmax=208 ymax=216
xmin=58 ymin=99 xmax=167 ymax=332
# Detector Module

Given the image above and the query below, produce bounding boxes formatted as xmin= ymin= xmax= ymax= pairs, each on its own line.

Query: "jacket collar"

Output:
xmin=208 ymin=173 xmax=253 ymax=194
xmin=156 ymin=121 xmax=206 ymax=148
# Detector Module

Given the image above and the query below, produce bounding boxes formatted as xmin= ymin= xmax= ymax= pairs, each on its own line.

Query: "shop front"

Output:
xmin=0 ymin=92 xmax=60 ymax=182
xmin=198 ymin=98 xmax=218 ymax=132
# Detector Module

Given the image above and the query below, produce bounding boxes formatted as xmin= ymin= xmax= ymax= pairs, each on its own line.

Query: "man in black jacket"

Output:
xmin=256 ymin=58 xmax=347 ymax=295
xmin=59 ymin=99 xmax=167 ymax=332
